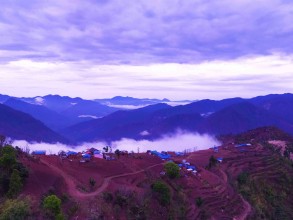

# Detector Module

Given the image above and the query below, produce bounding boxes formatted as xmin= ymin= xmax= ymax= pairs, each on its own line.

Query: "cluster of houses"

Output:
xmin=178 ymin=159 xmax=198 ymax=174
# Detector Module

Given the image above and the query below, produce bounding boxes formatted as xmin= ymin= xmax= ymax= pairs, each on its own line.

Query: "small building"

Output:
xmin=82 ymin=153 xmax=91 ymax=161
xmin=32 ymin=150 xmax=46 ymax=155
xmin=175 ymin=152 xmax=185 ymax=156
xmin=217 ymin=157 xmax=223 ymax=163
xmin=236 ymin=143 xmax=251 ymax=147
xmin=67 ymin=151 xmax=78 ymax=156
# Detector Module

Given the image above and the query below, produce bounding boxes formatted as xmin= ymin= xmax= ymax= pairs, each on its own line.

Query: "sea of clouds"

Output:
xmin=12 ymin=132 xmax=220 ymax=155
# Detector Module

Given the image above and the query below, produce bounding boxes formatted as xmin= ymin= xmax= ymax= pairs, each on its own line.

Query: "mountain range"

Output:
xmin=1 ymin=93 xmax=293 ymax=144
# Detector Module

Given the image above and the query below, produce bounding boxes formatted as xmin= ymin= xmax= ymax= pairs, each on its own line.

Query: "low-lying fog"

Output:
xmin=12 ymin=132 xmax=220 ymax=155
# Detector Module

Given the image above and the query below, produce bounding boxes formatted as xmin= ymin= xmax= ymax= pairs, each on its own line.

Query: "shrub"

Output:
xmin=237 ymin=172 xmax=249 ymax=185
xmin=195 ymin=197 xmax=204 ymax=207
xmin=164 ymin=162 xmax=180 ymax=179
xmin=208 ymin=155 xmax=217 ymax=168
xmin=151 ymin=181 xmax=170 ymax=206
xmin=7 ymin=169 xmax=23 ymax=198
xmin=43 ymin=194 xmax=62 ymax=216
xmin=0 ymin=146 xmax=16 ymax=171
xmin=102 ymin=191 xmax=113 ymax=203
xmin=0 ymin=198 xmax=30 ymax=220
xmin=89 ymin=177 xmax=96 ymax=188
xmin=55 ymin=212 xmax=65 ymax=220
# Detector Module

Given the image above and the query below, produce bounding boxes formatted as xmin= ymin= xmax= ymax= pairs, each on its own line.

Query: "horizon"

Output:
xmin=1 ymin=1 xmax=293 ymax=100
xmin=1 ymin=92 xmax=292 ymax=102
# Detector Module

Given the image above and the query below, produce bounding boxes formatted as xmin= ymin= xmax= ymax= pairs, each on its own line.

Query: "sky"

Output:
xmin=0 ymin=0 xmax=293 ymax=100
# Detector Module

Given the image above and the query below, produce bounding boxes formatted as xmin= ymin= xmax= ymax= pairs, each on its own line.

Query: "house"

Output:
xmin=32 ymin=150 xmax=46 ymax=155
xmin=175 ymin=152 xmax=185 ymax=156
xmin=82 ymin=153 xmax=91 ymax=161
xmin=66 ymin=151 xmax=78 ymax=156
xmin=236 ymin=143 xmax=251 ymax=147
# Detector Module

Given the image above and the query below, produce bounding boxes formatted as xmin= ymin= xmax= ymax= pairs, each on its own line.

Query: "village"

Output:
xmin=11 ymin=130 xmax=293 ymax=219
xmin=29 ymin=142 xmax=253 ymax=179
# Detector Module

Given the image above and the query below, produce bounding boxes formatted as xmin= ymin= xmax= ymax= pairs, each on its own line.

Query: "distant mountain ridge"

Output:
xmin=62 ymin=94 xmax=293 ymax=143
xmin=1 ymin=93 xmax=293 ymax=144
xmin=94 ymin=96 xmax=171 ymax=106
xmin=0 ymin=103 xmax=68 ymax=143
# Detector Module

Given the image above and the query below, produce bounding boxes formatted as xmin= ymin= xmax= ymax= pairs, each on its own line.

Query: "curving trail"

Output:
xmin=233 ymin=195 xmax=252 ymax=220
xmin=41 ymin=158 xmax=162 ymax=199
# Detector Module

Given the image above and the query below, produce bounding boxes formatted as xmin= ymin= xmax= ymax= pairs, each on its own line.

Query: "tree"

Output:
xmin=0 ymin=146 xmax=17 ymax=172
xmin=89 ymin=177 xmax=96 ymax=188
xmin=7 ymin=169 xmax=23 ymax=198
xmin=0 ymin=135 xmax=6 ymax=147
xmin=43 ymin=195 xmax=62 ymax=216
xmin=114 ymin=149 xmax=121 ymax=159
xmin=208 ymin=155 xmax=217 ymax=168
xmin=195 ymin=197 xmax=204 ymax=207
xmin=164 ymin=162 xmax=180 ymax=179
xmin=151 ymin=181 xmax=170 ymax=206
xmin=0 ymin=198 xmax=31 ymax=220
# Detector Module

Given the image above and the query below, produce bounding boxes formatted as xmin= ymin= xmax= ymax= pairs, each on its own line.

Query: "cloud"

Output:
xmin=12 ymin=132 xmax=220 ymax=154
xmin=0 ymin=0 xmax=293 ymax=64
xmin=0 ymin=54 xmax=292 ymax=100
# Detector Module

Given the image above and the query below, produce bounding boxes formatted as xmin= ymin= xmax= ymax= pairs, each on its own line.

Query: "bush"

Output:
xmin=102 ymin=191 xmax=113 ymax=203
xmin=0 ymin=146 xmax=16 ymax=171
xmin=43 ymin=194 xmax=62 ymax=216
xmin=164 ymin=162 xmax=180 ymax=179
xmin=237 ymin=172 xmax=249 ymax=185
xmin=151 ymin=181 xmax=170 ymax=206
xmin=7 ymin=169 xmax=23 ymax=198
xmin=208 ymin=155 xmax=217 ymax=168
xmin=89 ymin=177 xmax=96 ymax=188
xmin=0 ymin=198 xmax=30 ymax=220
xmin=195 ymin=197 xmax=204 ymax=207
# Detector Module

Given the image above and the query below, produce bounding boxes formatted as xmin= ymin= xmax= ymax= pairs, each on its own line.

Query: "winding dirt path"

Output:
xmin=234 ymin=195 xmax=252 ymax=220
xmin=41 ymin=159 xmax=162 ymax=199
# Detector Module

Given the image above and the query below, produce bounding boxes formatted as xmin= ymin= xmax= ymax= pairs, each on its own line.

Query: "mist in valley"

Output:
xmin=12 ymin=132 xmax=220 ymax=154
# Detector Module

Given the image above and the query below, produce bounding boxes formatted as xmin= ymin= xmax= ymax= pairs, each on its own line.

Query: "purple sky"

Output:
xmin=0 ymin=0 xmax=293 ymax=100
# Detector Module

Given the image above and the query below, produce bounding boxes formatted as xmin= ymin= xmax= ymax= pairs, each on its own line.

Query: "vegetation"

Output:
xmin=43 ymin=195 xmax=62 ymax=217
xmin=237 ymin=171 xmax=249 ymax=185
xmin=236 ymin=155 xmax=293 ymax=219
xmin=164 ymin=162 xmax=180 ymax=179
xmin=0 ymin=146 xmax=17 ymax=172
xmin=208 ymin=155 xmax=217 ymax=168
xmin=102 ymin=191 xmax=113 ymax=203
xmin=151 ymin=181 xmax=171 ymax=206
xmin=89 ymin=177 xmax=96 ymax=188
xmin=195 ymin=197 xmax=204 ymax=207
xmin=7 ymin=169 xmax=23 ymax=198
xmin=0 ymin=145 xmax=28 ymax=198
xmin=114 ymin=149 xmax=121 ymax=159
xmin=0 ymin=198 xmax=31 ymax=220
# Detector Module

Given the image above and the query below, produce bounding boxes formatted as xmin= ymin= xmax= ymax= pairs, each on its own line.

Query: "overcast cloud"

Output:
xmin=0 ymin=0 xmax=293 ymax=99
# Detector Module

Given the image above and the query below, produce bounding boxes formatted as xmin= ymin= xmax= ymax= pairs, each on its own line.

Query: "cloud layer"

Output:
xmin=12 ymin=132 xmax=220 ymax=154
xmin=0 ymin=55 xmax=292 ymax=100
xmin=0 ymin=0 xmax=293 ymax=63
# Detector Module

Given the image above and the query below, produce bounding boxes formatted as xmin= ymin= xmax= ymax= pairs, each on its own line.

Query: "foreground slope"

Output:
xmin=0 ymin=104 xmax=68 ymax=143
xmin=13 ymin=126 xmax=293 ymax=219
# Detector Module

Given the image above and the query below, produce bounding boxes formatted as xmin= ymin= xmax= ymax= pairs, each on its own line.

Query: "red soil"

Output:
xmin=20 ymin=142 xmax=279 ymax=219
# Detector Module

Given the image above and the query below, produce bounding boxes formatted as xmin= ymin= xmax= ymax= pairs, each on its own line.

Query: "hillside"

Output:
xmin=62 ymin=99 xmax=293 ymax=143
xmin=1 ymin=127 xmax=292 ymax=219
xmin=0 ymin=104 xmax=68 ymax=143
xmin=198 ymin=101 xmax=293 ymax=135
xmin=4 ymin=98 xmax=73 ymax=131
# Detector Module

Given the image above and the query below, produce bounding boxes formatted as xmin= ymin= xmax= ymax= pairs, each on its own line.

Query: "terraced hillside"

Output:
xmin=1 ymin=127 xmax=293 ymax=219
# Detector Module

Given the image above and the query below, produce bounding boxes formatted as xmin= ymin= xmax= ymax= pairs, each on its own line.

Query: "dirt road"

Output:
xmin=41 ymin=159 xmax=162 ymax=199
